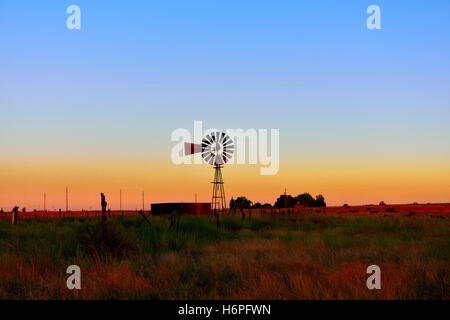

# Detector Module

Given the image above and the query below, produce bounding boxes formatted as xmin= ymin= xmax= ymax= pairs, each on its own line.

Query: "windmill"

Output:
xmin=185 ymin=131 xmax=234 ymax=216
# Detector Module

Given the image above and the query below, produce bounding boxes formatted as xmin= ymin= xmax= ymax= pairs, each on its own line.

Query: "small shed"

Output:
xmin=150 ymin=203 xmax=212 ymax=216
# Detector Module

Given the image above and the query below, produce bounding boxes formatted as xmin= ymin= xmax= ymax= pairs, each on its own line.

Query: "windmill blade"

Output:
xmin=204 ymin=153 xmax=213 ymax=164
xmin=225 ymin=143 xmax=234 ymax=149
xmin=184 ymin=143 xmax=202 ymax=155
xmin=223 ymin=138 xmax=233 ymax=147
xmin=204 ymin=134 xmax=213 ymax=144
xmin=223 ymin=151 xmax=233 ymax=159
xmin=224 ymin=146 xmax=234 ymax=153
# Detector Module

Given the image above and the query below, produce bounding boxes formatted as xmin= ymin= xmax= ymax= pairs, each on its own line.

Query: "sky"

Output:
xmin=1 ymin=0 xmax=449 ymax=210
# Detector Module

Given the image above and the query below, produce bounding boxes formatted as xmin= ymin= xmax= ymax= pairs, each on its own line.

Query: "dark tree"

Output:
xmin=296 ymin=193 xmax=314 ymax=206
xmin=274 ymin=194 xmax=296 ymax=208
xmin=229 ymin=197 xmax=235 ymax=210
xmin=251 ymin=202 xmax=262 ymax=209
xmin=230 ymin=196 xmax=252 ymax=209
xmin=230 ymin=196 xmax=252 ymax=220
xmin=309 ymin=194 xmax=326 ymax=207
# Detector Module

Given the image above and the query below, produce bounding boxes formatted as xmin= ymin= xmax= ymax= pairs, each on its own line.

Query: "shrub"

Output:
xmin=221 ymin=217 xmax=243 ymax=232
xmin=76 ymin=222 xmax=136 ymax=258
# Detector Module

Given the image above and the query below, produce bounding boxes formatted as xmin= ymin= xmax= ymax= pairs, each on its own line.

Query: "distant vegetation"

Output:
xmin=230 ymin=192 xmax=326 ymax=209
xmin=274 ymin=193 xmax=326 ymax=208
xmin=230 ymin=196 xmax=252 ymax=209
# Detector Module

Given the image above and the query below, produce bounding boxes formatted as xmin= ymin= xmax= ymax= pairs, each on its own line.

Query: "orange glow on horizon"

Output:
xmin=1 ymin=156 xmax=449 ymax=211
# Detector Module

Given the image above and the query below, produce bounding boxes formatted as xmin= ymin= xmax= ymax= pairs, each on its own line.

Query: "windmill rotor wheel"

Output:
xmin=201 ymin=131 xmax=234 ymax=165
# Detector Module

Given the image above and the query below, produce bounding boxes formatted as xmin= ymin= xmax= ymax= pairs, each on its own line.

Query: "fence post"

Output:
xmin=11 ymin=206 xmax=19 ymax=225
xmin=170 ymin=210 xmax=176 ymax=229
xmin=101 ymin=193 xmax=108 ymax=242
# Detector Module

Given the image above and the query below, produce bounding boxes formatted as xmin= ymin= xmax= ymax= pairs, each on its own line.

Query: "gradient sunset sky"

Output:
xmin=1 ymin=0 xmax=449 ymax=210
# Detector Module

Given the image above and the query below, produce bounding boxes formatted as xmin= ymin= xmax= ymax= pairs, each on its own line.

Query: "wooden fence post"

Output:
xmin=101 ymin=193 xmax=108 ymax=242
xmin=11 ymin=206 xmax=19 ymax=225
xmin=170 ymin=210 xmax=176 ymax=229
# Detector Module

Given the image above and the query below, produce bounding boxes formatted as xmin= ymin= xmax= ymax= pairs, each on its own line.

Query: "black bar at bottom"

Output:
xmin=0 ymin=300 xmax=445 ymax=319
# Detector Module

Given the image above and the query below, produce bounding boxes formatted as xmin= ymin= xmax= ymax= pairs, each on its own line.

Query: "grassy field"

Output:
xmin=0 ymin=212 xmax=448 ymax=299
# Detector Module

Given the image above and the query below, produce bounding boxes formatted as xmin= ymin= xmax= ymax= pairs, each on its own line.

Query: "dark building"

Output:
xmin=151 ymin=203 xmax=212 ymax=216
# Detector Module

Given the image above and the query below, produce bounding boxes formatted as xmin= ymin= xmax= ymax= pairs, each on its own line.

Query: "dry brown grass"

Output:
xmin=0 ymin=214 xmax=448 ymax=299
xmin=1 ymin=239 xmax=447 ymax=299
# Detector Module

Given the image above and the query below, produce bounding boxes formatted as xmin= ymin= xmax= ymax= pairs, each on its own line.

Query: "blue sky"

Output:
xmin=0 ymin=1 xmax=449 ymax=207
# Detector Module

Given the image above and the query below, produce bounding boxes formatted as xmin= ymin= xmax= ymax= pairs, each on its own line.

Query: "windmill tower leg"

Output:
xmin=212 ymin=165 xmax=225 ymax=227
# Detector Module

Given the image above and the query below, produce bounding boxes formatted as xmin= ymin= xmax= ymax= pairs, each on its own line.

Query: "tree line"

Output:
xmin=230 ymin=193 xmax=326 ymax=209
